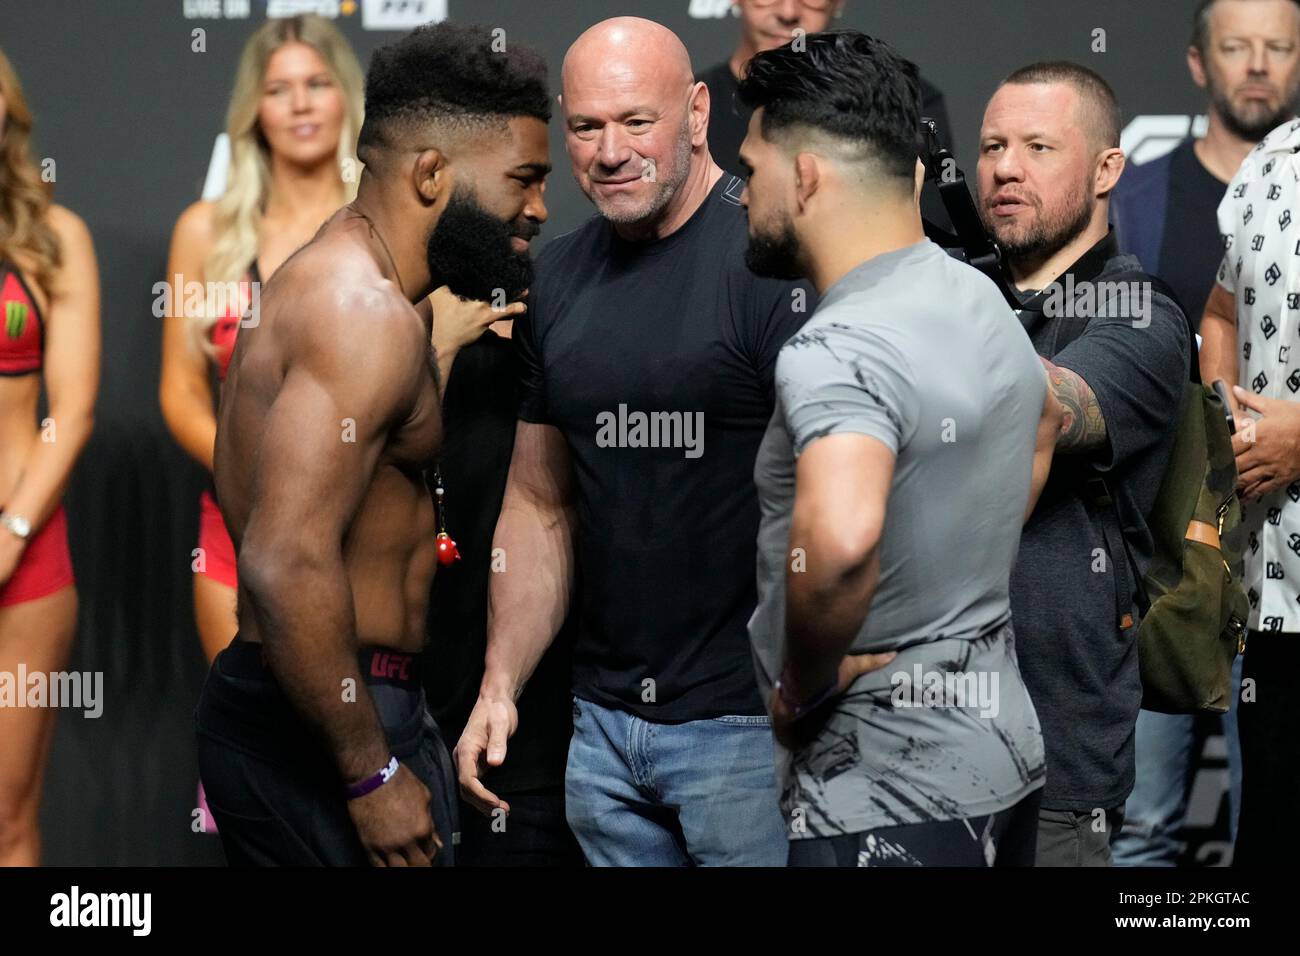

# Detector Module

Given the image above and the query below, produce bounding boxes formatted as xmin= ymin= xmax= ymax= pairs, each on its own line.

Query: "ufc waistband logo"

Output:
xmin=370 ymin=653 xmax=412 ymax=681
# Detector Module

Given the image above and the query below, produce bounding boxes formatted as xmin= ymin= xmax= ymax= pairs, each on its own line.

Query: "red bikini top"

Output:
xmin=0 ymin=260 xmax=44 ymax=376
xmin=209 ymin=260 xmax=260 ymax=381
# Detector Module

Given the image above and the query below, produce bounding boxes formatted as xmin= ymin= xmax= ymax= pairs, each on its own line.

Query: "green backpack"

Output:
xmin=1058 ymin=272 xmax=1247 ymax=714
xmin=1132 ymin=378 xmax=1248 ymax=713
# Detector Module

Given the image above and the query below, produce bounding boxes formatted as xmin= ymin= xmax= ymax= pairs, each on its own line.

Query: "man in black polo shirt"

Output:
xmin=453 ymin=16 xmax=809 ymax=866
xmin=697 ymin=0 xmax=954 ymax=226
xmin=977 ymin=62 xmax=1190 ymax=865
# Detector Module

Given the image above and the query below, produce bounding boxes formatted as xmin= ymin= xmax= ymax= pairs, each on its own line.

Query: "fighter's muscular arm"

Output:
xmin=234 ymin=286 xmax=435 ymax=863
xmin=1040 ymin=356 xmax=1107 ymax=454
xmin=455 ymin=421 xmax=577 ymax=814
xmin=773 ymin=434 xmax=897 ymax=750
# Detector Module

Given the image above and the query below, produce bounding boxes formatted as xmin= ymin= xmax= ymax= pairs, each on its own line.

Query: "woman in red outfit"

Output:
xmin=160 ymin=15 xmax=363 ymax=665
xmin=0 ymin=47 xmax=101 ymax=865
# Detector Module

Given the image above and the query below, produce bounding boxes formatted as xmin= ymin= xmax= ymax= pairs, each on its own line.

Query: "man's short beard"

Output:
xmin=745 ymin=212 xmax=804 ymax=280
xmin=592 ymin=115 xmax=695 ymax=225
xmin=426 ymin=185 xmax=534 ymax=303
xmin=1212 ymin=84 xmax=1297 ymax=142
xmin=985 ymin=179 xmax=1094 ymax=268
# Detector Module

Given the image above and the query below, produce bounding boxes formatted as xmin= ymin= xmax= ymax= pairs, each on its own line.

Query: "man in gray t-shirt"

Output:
xmin=736 ymin=32 xmax=1060 ymax=866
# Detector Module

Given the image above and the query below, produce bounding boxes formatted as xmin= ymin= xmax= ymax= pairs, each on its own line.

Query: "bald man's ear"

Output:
xmin=413 ymin=148 xmax=448 ymax=204
xmin=690 ymin=81 xmax=711 ymax=147
xmin=1096 ymin=147 xmax=1126 ymax=196
xmin=794 ymin=152 xmax=821 ymax=210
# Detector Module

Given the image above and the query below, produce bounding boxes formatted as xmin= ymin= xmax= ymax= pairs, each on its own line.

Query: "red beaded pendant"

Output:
xmin=432 ymin=465 xmax=460 ymax=566
xmin=436 ymin=531 xmax=461 ymax=566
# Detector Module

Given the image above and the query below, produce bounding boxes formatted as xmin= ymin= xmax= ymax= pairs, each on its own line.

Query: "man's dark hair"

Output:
xmin=357 ymin=21 xmax=550 ymax=164
xmin=1001 ymin=61 xmax=1122 ymax=150
xmin=736 ymin=30 xmax=922 ymax=183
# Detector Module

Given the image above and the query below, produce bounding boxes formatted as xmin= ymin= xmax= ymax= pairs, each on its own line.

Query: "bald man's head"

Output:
xmin=562 ymin=17 xmax=694 ymax=95
xmin=560 ymin=17 xmax=710 ymax=226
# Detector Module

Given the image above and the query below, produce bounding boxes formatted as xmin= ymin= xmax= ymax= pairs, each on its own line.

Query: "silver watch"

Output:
xmin=0 ymin=512 xmax=32 ymax=541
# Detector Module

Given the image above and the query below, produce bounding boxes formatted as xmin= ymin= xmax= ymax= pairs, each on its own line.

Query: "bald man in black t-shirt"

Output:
xmin=454 ymin=16 xmax=811 ymax=866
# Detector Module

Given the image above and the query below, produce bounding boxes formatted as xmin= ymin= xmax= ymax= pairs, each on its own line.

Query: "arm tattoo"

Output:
xmin=1042 ymin=358 xmax=1107 ymax=454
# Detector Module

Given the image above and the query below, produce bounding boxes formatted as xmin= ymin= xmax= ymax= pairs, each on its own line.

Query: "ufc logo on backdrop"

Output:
xmin=688 ymin=0 xmax=734 ymax=16
xmin=361 ymin=0 xmax=446 ymax=30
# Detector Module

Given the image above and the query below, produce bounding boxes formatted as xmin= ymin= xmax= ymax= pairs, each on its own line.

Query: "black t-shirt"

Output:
xmin=422 ymin=331 xmax=575 ymax=793
xmin=697 ymin=60 xmax=955 ymax=230
xmin=1011 ymin=231 xmax=1190 ymax=811
xmin=1157 ymin=138 xmax=1230 ymax=328
xmin=517 ymin=174 xmax=811 ymax=721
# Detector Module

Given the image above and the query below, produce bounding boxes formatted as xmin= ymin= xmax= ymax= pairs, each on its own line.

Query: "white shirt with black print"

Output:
xmin=1217 ymin=116 xmax=1300 ymax=633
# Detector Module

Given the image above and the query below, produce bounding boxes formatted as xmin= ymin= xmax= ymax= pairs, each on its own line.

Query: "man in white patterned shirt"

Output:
xmin=1201 ymin=115 xmax=1300 ymax=866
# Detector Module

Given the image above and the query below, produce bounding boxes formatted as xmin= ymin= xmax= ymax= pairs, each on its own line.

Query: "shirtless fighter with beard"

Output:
xmin=194 ymin=22 xmax=551 ymax=867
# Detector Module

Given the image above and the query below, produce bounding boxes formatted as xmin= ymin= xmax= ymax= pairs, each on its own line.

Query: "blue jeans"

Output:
xmin=1112 ymin=654 xmax=1243 ymax=866
xmin=564 ymin=696 xmax=787 ymax=866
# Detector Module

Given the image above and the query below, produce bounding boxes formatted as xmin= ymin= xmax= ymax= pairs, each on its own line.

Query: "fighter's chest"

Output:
xmin=385 ymin=375 xmax=443 ymax=467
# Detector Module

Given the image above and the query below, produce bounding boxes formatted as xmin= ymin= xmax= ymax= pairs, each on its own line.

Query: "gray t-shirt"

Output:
xmin=749 ymin=240 xmax=1047 ymax=838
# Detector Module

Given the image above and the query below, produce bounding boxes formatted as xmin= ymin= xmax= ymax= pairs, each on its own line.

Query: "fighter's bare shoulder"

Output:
xmin=265 ymin=231 xmax=429 ymax=389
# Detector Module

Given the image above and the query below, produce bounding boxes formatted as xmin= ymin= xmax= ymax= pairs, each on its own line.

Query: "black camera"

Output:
xmin=919 ymin=117 xmax=1021 ymax=311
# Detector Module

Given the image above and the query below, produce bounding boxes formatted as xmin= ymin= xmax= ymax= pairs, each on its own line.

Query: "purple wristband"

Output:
xmin=345 ymin=756 xmax=399 ymax=800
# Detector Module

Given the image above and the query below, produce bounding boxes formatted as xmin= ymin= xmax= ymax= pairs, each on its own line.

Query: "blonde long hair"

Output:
xmin=204 ymin=15 xmax=364 ymax=295
xmin=0 ymin=46 xmax=60 ymax=299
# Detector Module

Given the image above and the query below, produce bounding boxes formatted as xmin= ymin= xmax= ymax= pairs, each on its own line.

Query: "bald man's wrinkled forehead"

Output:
xmin=561 ymin=16 xmax=695 ymax=107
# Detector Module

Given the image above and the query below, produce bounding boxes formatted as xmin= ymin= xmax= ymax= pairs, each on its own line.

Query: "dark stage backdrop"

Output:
xmin=2 ymin=0 xmax=1234 ymax=865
